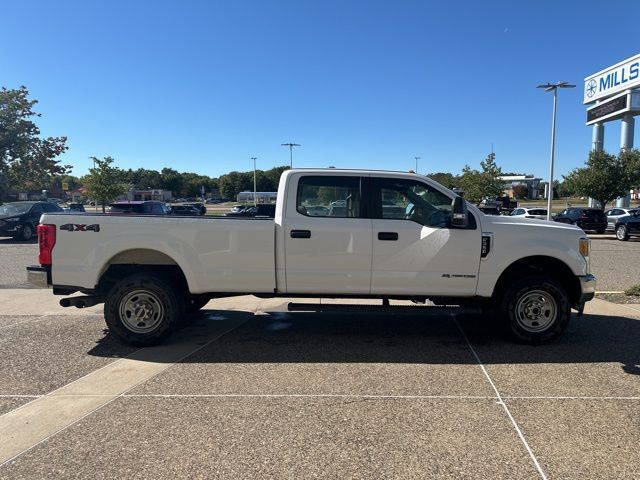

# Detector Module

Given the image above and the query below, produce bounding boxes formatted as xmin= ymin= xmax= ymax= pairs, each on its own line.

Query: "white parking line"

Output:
xmin=454 ymin=318 xmax=548 ymax=480
xmin=4 ymin=393 xmax=639 ymax=400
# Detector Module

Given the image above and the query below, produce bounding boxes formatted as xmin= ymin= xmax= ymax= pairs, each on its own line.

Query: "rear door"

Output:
xmin=370 ymin=176 xmax=482 ymax=296
xmin=283 ymin=174 xmax=372 ymax=294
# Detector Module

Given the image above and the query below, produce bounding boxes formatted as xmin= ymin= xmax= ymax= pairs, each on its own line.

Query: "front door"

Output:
xmin=370 ymin=177 xmax=482 ymax=296
xmin=284 ymin=174 xmax=373 ymax=295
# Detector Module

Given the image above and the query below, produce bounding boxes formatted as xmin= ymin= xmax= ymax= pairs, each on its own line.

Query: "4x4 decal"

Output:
xmin=60 ymin=224 xmax=100 ymax=232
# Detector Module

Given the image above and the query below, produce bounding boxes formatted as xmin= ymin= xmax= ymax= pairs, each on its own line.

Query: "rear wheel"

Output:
xmin=616 ymin=225 xmax=629 ymax=241
xmin=104 ymin=274 xmax=184 ymax=346
xmin=499 ymin=275 xmax=571 ymax=344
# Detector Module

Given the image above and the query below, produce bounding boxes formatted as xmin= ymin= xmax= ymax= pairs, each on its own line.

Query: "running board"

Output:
xmin=287 ymin=302 xmax=482 ymax=316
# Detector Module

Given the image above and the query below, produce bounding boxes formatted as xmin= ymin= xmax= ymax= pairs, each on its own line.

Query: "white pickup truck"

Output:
xmin=27 ymin=169 xmax=595 ymax=346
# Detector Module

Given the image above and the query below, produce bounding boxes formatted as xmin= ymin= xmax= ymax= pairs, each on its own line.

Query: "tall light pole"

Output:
xmin=251 ymin=157 xmax=257 ymax=206
xmin=281 ymin=142 xmax=301 ymax=168
xmin=537 ymin=81 xmax=575 ymax=221
xmin=414 ymin=156 xmax=421 ymax=173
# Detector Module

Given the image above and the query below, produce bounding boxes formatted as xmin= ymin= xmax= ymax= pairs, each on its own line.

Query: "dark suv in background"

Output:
xmin=0 ymin=201 xmax=63 ymax=241
xmin=108 ymin=201 xmax=171 ymax=215
xmin=554 ymin=207 xmax=607 ymax=233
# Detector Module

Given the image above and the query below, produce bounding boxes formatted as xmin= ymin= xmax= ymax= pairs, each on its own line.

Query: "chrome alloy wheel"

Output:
xmin=514 ymin=289 xmax=558 ymax=333
xmin=119 ymin=290 xmax=165 ymax=333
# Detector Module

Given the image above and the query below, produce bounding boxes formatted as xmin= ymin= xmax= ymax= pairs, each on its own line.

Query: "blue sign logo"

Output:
xmin=586 ymin=79 xmax=597 ymax=98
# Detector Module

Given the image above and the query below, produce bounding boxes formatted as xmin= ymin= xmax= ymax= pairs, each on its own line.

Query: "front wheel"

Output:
xmin=15 ymin=224 xmax=33 ymax=241
xmin=500 ymin=275 xmax=571 ymax=344
xmin=104 ymin=274 xmax=184 ymax=346
xmin=616 ymin=225 xmax=629 ymax=241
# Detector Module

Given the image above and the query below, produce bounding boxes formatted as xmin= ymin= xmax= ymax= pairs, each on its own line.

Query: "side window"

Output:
xmin=31 ymin=204 xmax=44 ymax=216
xmin=377 ymin=178 xmax=452 ymax=228
xmin=296 ymin=176 xmax=362 ymax=218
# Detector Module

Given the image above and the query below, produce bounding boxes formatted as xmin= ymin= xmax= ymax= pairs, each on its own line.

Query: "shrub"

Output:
xmin=624 ymin=284 xmax=640 ymax=296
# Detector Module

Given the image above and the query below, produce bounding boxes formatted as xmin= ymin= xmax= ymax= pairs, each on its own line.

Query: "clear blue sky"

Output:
xmin=1 ymin=0 xmax=638 ymax=180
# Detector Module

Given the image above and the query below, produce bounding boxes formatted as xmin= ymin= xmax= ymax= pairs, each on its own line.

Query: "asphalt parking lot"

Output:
xmin=0 ymin=235 xmax=639 ymax=478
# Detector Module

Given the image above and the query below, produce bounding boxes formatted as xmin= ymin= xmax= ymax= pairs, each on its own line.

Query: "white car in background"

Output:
xmin=604 ymin=207 xmax=638 ymax=232
xmin=510 ymin=207 xmax=548 ymax=220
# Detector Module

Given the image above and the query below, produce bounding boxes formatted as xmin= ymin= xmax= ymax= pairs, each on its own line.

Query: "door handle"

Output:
xmin=290 ymin=229 xmax=311 ymax=239
xmin=378 ymin=232 xmax=398 ymax=241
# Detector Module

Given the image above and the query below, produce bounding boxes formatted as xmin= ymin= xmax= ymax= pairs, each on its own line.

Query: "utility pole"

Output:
xmin=251 ymin=157 xmax=257 ymax=206
xmin=414 ymin=156 xmax=421 ymax=173
xmin=281 ymin=143 xmax=301 ymax=168
xmin=536 ymin=82 xmax=575 ymax=221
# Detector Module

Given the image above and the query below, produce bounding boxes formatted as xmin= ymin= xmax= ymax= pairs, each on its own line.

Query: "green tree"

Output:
xmin=83 ymin=157 xmax=128 ymax=212
xmin=562 ymin=150 xmax=635 ymax=210
xmin=0 ymin=86 xmax=70 ymax=197
xmin=427 ymin=172 xmax=460 ymax=189
xmin=457 ymin=153 xmax=504 ymax=203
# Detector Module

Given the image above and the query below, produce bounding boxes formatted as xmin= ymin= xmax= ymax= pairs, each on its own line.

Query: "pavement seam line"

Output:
xmin=0 ymin=313 xmax=58 ymax=330
xmin=0 ymin=319 xmax=246 ymax=468
xmin=453 ymin=318 xmax=548 ymax=480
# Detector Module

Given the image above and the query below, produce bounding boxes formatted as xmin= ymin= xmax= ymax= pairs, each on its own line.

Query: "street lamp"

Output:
xmin=251 ymin=157 xmax=257 ymax=206
xmin=537 ymin=81 xmax=575 ymax=221
xmin=414 ymin=156 xmax=421 ymax=173
xmin=281 ymin=142 xmax=301 ymax=168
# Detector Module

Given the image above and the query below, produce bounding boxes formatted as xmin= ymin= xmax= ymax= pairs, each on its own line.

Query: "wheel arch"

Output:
xmin=96 ymin=248 xmax=191 ymax=295
xmin=492 ymin=255 xmax=581 ymax=307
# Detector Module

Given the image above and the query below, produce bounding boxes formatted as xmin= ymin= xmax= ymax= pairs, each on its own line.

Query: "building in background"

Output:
xmin=499 ymin=175 xmax=542 ymax=199
xmin=118 ymin=188 xmax=173 ymax=202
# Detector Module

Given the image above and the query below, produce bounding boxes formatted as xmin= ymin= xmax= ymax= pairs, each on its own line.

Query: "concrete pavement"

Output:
xmin=1 ymin=289 xmax=639 ymax=478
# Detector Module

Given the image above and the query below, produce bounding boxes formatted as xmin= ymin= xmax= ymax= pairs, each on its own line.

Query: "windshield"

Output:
xmin=0 ymin=203 xmax=30 ymax=216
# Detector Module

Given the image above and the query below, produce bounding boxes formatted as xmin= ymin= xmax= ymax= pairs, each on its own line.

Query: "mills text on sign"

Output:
xmin=584 ymin=53 xmax=640 ymax=104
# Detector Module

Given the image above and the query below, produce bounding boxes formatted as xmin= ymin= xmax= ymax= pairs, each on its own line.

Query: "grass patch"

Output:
xmin=624 ymin=284 xmax=640 ymax=296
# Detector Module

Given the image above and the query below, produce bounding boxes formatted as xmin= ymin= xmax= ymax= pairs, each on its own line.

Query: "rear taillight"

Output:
xmin=38 ymin=224 xmax=56 ymax=265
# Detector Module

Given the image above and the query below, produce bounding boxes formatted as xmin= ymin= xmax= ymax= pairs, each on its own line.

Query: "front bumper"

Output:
xmin=578 ymin=274 xmax=596 ymax=304
xmin=26 ymin=265 xmax=50 ymax=289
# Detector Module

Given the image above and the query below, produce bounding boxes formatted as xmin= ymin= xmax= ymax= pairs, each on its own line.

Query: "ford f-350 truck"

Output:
xmin=27 ymin=169 xmax=595 ymax=346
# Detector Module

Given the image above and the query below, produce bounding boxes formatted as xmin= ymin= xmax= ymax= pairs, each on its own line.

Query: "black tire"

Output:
xmin=499 ymin=275 xmax=571 ymax=344
xmin=104 ymin=274 xmax=184 ymax=346
xmin=15 ymin=224 xmax=33 ymax=241
xmin=185 ymin=294 xmax=210 ymax=313
xmin=616 ymin=225 xmax=629 ymax=241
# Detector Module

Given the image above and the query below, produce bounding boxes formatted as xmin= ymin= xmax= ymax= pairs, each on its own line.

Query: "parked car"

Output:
xmin=184 ymin=202 xmax=206 ymax=215
xmin=0 ymin=201 xmax=62 ymax=240
xmin=604 ymin=207 xmax=638 ymax=232
xmin=614 ymin=210 xmax=640 ymax=241
xmin=170 ymin=205 xmax=200 ymax=216
xmin=205 ymin=198 xmax=221 ymax=204
xmin=64 ymin=203 xmax=86 ymax=213
xmin=225 ymin=203 xmax=276 ymax=217
xmin=108 ymin=201 xmax=171 ymax=215
xmin=554 ymin=207 xmax=607 ymax=233
xmin=510 ymin=207 xmax=548 ymax=220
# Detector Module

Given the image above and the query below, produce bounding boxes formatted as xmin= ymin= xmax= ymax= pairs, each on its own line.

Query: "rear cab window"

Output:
xmin=296 ymin=176 xmax=362 ymax=218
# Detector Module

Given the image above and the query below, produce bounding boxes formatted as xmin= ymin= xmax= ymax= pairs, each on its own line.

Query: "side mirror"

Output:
xmin=451 ymin=196 xmax=468 ymax=228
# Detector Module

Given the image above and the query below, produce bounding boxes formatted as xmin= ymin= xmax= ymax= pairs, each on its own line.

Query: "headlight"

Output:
xmin=579 ymin=237 xmax=590 ymax=258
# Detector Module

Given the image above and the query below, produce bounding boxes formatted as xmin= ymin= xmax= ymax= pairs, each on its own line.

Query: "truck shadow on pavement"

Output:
xmin=88 ymin=310 xmax=640 ymax=376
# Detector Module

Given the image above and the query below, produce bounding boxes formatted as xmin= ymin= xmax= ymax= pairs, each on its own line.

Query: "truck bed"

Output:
xmin=41 ymin=213 xmax=276 ymax=294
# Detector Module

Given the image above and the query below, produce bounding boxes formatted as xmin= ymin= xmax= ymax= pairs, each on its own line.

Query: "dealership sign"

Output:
xmin=586 ymin=90 xmax=640 ymax=125
xmin=584 ymin=54 xmax=640 ymax=104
